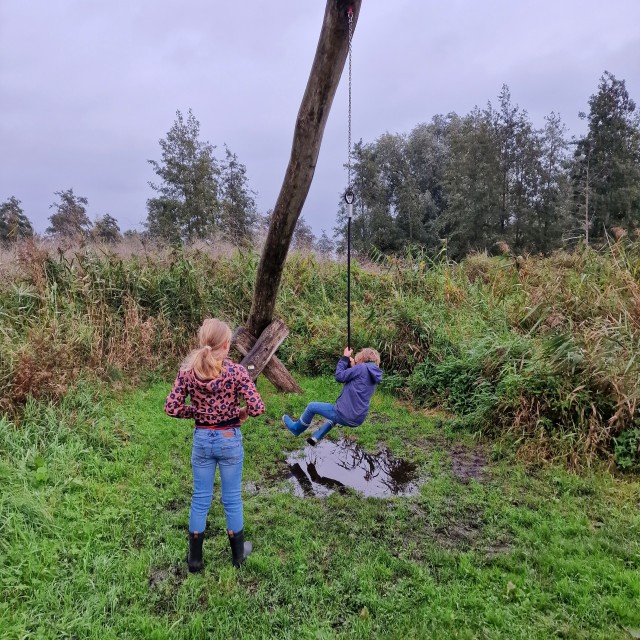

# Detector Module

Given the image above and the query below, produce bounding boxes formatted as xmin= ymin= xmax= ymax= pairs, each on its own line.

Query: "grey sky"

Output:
xmin=1 ymin=1 xmax=639 ymax=236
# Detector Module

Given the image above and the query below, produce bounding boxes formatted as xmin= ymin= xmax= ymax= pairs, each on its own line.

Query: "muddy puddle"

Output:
xmin=285 ymin=437 xmax=421 ymax=498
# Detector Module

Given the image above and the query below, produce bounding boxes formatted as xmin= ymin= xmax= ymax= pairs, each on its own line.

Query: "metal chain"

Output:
xmin=347 ymin=7 xmax=353 ymax=190
xmin=346 ymin=7 xmax=354 ymax=350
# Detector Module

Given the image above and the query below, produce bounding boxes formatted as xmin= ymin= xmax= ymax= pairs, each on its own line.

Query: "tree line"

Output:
xmin=336 ymin=72 xmax=640 ymax=258
xmin=3 ymin=72 xmax=639 ymax=258
xmin=0 ymin=190 xmax=123 ymax=245
xmin=0 ymin=107 xmax=332 ymax=252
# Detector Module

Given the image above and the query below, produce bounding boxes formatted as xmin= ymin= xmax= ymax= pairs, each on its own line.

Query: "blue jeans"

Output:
xmin=189 ymin=428 xmax=244 ymax=535
xmin=301 ymin=402 xmax=342 ymax=428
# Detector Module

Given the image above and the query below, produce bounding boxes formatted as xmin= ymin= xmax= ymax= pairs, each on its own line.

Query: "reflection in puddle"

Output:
xmin=286 ymin=438 xmax=420 ymax=498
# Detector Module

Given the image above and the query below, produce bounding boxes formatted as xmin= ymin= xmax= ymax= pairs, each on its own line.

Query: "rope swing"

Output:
xmin=345 ymin=6 xmax=355 ymax=350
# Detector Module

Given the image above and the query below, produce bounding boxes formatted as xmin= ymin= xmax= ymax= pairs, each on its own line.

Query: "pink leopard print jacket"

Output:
xmin=164 ymin=359 xmax=265 ymax=428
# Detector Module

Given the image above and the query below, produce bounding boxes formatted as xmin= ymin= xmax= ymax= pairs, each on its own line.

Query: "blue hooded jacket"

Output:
xmin=334 ymin=356 xmax=383 ymax=426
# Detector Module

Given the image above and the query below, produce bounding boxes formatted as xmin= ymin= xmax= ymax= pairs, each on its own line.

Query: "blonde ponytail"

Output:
xmin=183 ymin=319 xmax=232 ymax=381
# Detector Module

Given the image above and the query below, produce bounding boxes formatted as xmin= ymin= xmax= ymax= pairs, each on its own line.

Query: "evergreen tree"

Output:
xmin=292 ymin=215 xmax=316 ymax=250
xmin=0 ymin=196 xmax=33 ymax=243
xmin=335 ymin=140 xmax=401 ymax=254
xmin=93 ymin=214 xmax=121 ymax=244
xmin=146 ymin=109 xmax=220 ymax=242
xmin=146 ymin=198 xmax=183 ymax=244
xmin=573 ymin=72 xmax=640 ymax=240
xmin=404 ymin=115 xmax=451 ymax=246
xmin=331 ymin=81 xmax=639 ymax=258
xmin=219 ymin=145 xmax=258 ymax=245
xmin=438 ymin=109 xmax=503 ymax=258
xmin=376 ymin=132 xmax=430 ymax=246
xmin=337 ymin=117 xmax=452 ymax=255
xmin=47 ymin=189 xmax=92 ymax=239
xmin=535 ymin=113 xmax=571 ymax=253
xmin=438 ymin=88 xmax=548 ymax=257
xmin=315 ymin=229 xmax=334 ymax=256
xmin=255 ymin=210 xmax=273 ymax=239
xmin=492 ymin=86 xmax=541 ymax=252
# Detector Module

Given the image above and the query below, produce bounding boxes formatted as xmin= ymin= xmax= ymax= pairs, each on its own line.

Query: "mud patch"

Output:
xmin=432 ymin=505 xmax=484 ymax=550
xmin=285 ymin=437 xmax=422 ymax=498
xmin=148 ymin=562 xmax=187 ymax=591
xmin=450 ymin=445 xmax=488 ymax=483
xmin=148 ymin=567 xmax=171 ymax=590
xmin=366 ymin=412 xmax=392 ymax=425
xmin=245 ymin=462 xmax=293 ymax=495
xmin=484 ymin=538 xmax=513 ymax=558
xmin=244 ymin=481 xmax=260 ymax=495
xmin=148 ymin=562 xmax=188 ymax=615
xmin=428 ymin=504 xmax=512 ymax=556
xmin=149 ymin=562 xmax=188 ymax=590
xmin=434 ymin=521 xmax=483 ymax=549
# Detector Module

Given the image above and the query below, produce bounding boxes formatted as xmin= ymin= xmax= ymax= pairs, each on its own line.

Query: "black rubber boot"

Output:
xmin=187 ymin=531 xmax=204 ymax=573
xmin=228 ymin=529 xmax=253 ymax=568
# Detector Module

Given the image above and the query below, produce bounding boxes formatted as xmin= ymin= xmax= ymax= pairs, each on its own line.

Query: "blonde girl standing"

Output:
xmin=165 ymin=319 xmax=265 ymax=571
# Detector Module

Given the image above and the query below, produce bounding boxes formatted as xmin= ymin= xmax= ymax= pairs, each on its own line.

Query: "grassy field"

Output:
xmin=1 ymin=376 xmax=639 ymax=639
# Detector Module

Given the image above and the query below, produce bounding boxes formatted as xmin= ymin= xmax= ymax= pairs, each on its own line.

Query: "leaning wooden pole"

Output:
xmin=247 ymin=0 xmax=362 ymax=338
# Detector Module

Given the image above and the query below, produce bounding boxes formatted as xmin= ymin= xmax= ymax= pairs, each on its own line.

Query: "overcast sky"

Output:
xmin=1 ymin=1 xmax=639 ymax=236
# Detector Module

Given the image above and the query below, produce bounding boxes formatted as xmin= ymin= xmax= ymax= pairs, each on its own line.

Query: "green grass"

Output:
xmin=1 ymin=378 xmax=639 ymax=639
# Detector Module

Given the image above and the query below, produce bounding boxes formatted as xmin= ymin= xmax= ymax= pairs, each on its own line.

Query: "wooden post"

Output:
xmin=240 ymin=319 xmax=289 ymax=380
xmin=246 ymin=0 xmax=362 ymax=338
xmin=233 ymin=327 xmax=303 ymax=394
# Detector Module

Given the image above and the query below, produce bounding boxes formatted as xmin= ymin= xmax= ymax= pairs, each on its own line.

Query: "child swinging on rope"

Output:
xmin=283 ymin=347 xmax=382 ymax=445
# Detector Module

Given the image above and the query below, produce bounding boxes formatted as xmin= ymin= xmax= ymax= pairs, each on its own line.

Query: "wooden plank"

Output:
xmin=240 ymin=319 xmax=289 ymax=379
xmin=233 ymin=327 xmax=303 ymax=394
xmin=246 ymin=0 xmax=362 ymax=338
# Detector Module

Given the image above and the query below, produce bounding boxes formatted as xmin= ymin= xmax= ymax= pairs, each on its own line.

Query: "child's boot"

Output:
xmin=307 ymin=420 xmax=334 ymax=446
xmin=282 ymin=415 xmax=309 ymax=436
xmin=228 ymin=529 xmax=253 ymax=568
xmin=187 ymin=531 xmax=204 ymax=573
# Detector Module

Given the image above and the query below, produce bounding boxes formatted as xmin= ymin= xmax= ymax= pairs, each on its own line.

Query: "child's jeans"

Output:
xmin=189 ymin=427 xmax=244 ymax=534
xmin=300 ymin=402 xmax=357 ymax=429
